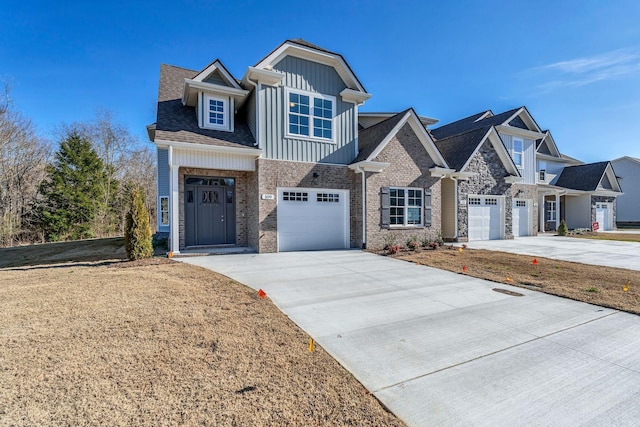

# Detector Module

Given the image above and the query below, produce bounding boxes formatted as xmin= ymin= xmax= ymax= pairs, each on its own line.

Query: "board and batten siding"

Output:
xmin=261 ymin=56 xmax=356 ymax=164
xmin=500 ymin=133 xmax=535 ymax=184
xmin=157 ymin=148 xmax=170 ymax=232
xmin=612 ymin=158 xmax=640 ymax=222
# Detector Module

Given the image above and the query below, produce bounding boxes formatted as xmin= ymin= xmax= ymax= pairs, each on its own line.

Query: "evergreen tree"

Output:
xmin=37 ymin=132 xmax=108 ymax=241
xmin=124 ymin=186 xmax=153 ymax=260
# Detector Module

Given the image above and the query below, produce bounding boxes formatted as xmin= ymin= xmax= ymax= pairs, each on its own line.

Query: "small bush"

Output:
xmin=387 ymin=244 xmax=401 ymax=255
xmin=124 ymin=187 xmax=153 ymax=260
xmin=557 ymin=219 xmax=568 ymax=236
xmin=382 ymin=233 xmax=397 ymax=250
xmin=406 ymin=235 xmax=419 ymax=251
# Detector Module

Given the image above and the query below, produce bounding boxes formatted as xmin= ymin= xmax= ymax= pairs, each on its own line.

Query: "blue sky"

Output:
xmin=2 ymin=0 xmax=639 ymax=162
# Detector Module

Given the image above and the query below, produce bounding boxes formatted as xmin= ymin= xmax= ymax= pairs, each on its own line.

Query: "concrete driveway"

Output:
xmin=180 ymin=250 xmax=640 ymax=426
xmin=464 ymin=234 xmax=640 ymax=271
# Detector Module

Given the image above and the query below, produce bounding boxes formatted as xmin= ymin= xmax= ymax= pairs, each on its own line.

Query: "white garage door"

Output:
xmin=512 ymin=199 xmax=531 ymax=237
xmin=596 ymin=203 xmax=613 ymax=231
xmin=277 ymin=188 xmax=349 ymax=252
xmin=468 ymin=196 xmax=503 ymax=241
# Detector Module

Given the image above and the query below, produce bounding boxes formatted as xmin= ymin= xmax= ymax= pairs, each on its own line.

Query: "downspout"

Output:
xmin=359 ymin=166 xmax=367 ymax=249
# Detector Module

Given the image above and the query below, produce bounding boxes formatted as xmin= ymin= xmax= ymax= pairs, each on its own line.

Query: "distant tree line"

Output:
xmin=0 ymin=83 xmax=156 ymax=247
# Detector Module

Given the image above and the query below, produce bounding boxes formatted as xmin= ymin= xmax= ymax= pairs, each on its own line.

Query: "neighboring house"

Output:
xmin=148 ymin=39 xmax=450 ymax=253
xmin=611 ymin=156 xmax=640 ymax=227
xmin=430 ymin=108 xmax=623 ymax=237
xmin=536 ymin=135 xmax=621 ymax=231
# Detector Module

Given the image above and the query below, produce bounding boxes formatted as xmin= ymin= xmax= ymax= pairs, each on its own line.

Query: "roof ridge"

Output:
xmin=434 ymin=125 xmax=492 ymax=142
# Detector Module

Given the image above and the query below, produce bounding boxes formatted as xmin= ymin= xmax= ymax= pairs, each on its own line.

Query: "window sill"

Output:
xmin=389 ymin=225 xmax=425 ymax=229
xmin=284 ymin=133 xmax=336 ymax=144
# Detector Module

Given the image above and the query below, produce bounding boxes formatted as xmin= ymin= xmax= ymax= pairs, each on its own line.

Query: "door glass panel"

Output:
xmin=187 ymin=191 xmax=194 ymax=203
xmin=226 ymin=190 xmax=233 ymax=204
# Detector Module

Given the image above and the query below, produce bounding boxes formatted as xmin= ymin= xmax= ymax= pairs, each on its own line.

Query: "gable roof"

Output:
xmin=153 ymin=64 xmax=256 ymax=148
xmin=431 ymin=108 xmax=522 ymax=139
xmin=434 ymin=127 xmax=492 ymax=171
xmin=352 ymin=108 xmax=447 ymax=167
xmin=192 ymin=59 xmax=242 ymax=88
xmin=612 ymin=156 xmax=640 ymax=165
xmin=433 ymin=126 xmax=520 ymax=176
xmin=431 ymin=106 xmax=543 ymax=140
xmin=554 ymin=161 xmax=617 ymax=191
xmin=253 ymin=39 xmax=367 ymax=93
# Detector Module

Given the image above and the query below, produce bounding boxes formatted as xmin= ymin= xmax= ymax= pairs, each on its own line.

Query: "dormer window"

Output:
xmin=285 ymin=88 xmax=335 ymax=143
xmin=202 ymin=94 xmax=229 ymax=131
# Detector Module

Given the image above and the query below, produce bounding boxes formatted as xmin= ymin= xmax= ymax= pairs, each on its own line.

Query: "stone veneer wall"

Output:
xmin=591 ymin=195 xmax=617 ymax=228
xmin=511 ymin=183 xmax=539 ymax=235
xmin=177 ymin=167 xmax=251 ymax=250
xmin=457 ymin=140 xmax=513 ymax=241
xmin=365 ymin=123 xmax=442 ymax=250
xmin=256 ymin=159 xmax=357 ymax=253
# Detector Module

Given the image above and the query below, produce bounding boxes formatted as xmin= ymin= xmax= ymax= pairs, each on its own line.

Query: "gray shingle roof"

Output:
xmin=431 ymin=108 xmax=522 ymax=140
xmin=433 ymin=127 xmax=491 ymax=171
xmin=554 ymin=161 xmax=610 ymax=191
xmin=352 ymin=110 xmax=410 ymax=163
xmin=154 ymin=64 xmax=256 ymax=149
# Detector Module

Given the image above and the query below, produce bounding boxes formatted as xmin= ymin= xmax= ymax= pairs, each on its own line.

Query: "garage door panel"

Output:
xmin=278 ymin=188 xmax=349 ymax=252
xmin=513 ymin=199 xmax=531 ymax=237
xmin=468 ymin=196 xmax=502 ymax=241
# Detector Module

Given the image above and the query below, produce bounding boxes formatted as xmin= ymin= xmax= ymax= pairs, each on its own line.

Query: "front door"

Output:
xmin=184 ymin=177 xmax=236 ymax=246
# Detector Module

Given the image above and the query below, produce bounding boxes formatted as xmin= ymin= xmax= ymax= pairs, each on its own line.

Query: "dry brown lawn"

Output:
xmin=569 ymin=231 xmax=640 ymax=242
xmin=0 ymin=244 xmax=403 ymax=426
xmin=395 ymin=246 xmax=640 ymax=315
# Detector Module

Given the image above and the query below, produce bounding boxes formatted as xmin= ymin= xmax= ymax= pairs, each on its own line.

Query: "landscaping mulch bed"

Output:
xmin=0 ymin=256 xmax=403 ymax=426
xmin=391 ymin=245 xmax=640 ymax=315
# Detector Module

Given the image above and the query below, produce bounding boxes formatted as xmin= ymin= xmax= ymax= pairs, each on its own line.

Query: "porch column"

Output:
xmin=169 ymin=163 xmax=180 ymax=254
xmin=554 ymin=193 xmax=560 ymax=231
xmin=538 ymin=194 xmax=545 ymax=233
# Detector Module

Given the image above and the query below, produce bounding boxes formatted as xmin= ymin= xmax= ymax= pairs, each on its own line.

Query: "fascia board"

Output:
xmin=406 ymin=112 xmax=450 ymax=168
xmin=495 ymin=125 xmax=545 ymax=140
xmin=155 ymin=138 xmax=263 ymax=157
xmin=192 ymin=60 xmax=242 ymax=89
xmin=340 ymin=88 xmax=372 ymax=105
xmin=348 ymin=161 xmax=391 ymax=173
xmin=255 ymin=42 xmax=366 ymax=93
xmin=241 ymin=67 xmax=285 ymax=86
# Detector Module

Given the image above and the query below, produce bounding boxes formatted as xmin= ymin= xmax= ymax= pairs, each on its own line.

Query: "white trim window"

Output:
xmin=546 ymin=200 xmax=557 ymax=222
xmin=512 ymin=138 xmax=524 ymax=167
xmin=203 ymin=94 xmax=228 ymax=130
xmin=390 ymin=187 xmax=423 ymax=226
xmin=286 ymin=88 xmax=335 ymax=142
xmin=160 ymin=196 xmax=169 ymax=226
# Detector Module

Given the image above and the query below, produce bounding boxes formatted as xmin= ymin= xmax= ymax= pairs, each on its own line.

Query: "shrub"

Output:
xmin=382 ymin=233 xmax=397 ymax=250
xmin=387 ymin=244 xmax=401 ymax=255
xmin=124 ymin=187 xmax=153 ymax=260
xmin=557 ymin=219 xmax=568 ymax=236
xmin=406 ymin=235 xmax=419 ymax=251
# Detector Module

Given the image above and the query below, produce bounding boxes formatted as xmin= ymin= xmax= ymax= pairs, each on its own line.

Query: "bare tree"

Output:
xmin=0 ymin=82 xmax=50 ymax=246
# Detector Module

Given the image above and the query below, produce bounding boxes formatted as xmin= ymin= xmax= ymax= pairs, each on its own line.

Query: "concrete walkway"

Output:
xmin=463 ymin=234 xmax=640 ymax=271
xmin=180 ymin=250 xmax=640 ymax=426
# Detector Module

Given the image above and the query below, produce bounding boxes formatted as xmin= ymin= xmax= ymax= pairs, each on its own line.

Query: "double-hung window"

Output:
xmin=512 ymin=138 xmax=524 ymax=167
xmin=286 ymin=89 xmax=335 ymax=142
xmin=160 ymin=196 xmax=169 ymax=226
xmin=390 ymin=188 xmax=423 ymax=226
xmin=546 ymin=201 xmax=557 ymax=222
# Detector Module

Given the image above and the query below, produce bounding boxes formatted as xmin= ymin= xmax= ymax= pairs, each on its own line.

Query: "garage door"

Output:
xmin=596 ymin=203 xmax=612 ymax=231
xmin=512 ymin=199 xmax=531 ymax=237
xmin=468 ymin=196 xmax=503 ymax=241
xmin=277 ymin=188 xmax=349 ymax=252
